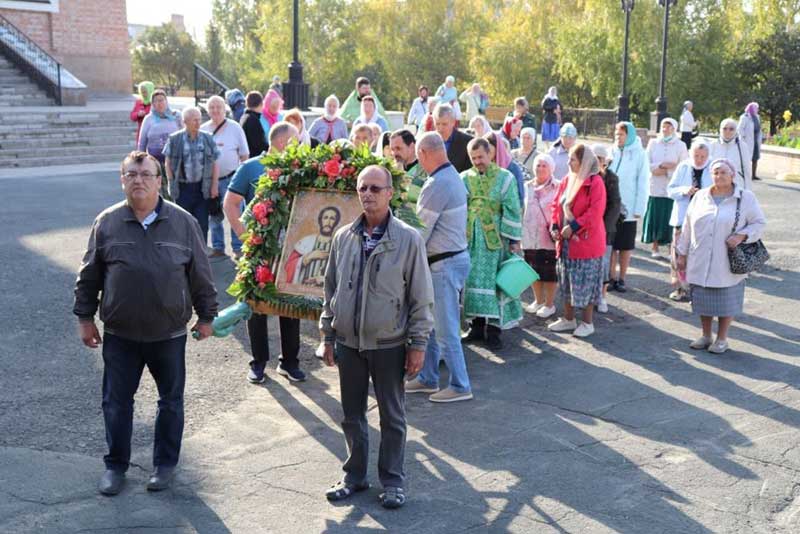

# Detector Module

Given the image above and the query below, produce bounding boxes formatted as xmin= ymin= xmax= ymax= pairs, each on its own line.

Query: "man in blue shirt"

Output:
xmin=224 ymin=122 xmax=307 ymax=384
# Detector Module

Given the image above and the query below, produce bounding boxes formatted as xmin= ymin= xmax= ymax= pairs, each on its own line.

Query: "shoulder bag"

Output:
xmin=727 ymin=196 xmax=769 ymax=274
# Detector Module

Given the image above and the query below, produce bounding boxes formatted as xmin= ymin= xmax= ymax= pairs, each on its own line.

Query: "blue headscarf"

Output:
xmin=621 ymin=121 xmax=638 ymax=148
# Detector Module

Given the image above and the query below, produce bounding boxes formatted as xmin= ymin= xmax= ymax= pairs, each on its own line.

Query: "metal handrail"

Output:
xmin=0 ymin=14 xmax=62 ymax=105
xmin=193 ymin=63 xmax=228 ymax=107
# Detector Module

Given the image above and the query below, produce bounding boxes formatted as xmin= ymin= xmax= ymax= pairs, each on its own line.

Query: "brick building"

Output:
xmin=0 ymin=0 xmax=131 ymax=94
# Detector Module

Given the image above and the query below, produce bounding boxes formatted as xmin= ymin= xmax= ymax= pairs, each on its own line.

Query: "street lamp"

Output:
xmin=617 ymin=0 xmax=635 ymax=122
xmin=652 ymin=0 xmax=677 ymax=131
xmin=283 ymin=0 xmax=309 ymax=110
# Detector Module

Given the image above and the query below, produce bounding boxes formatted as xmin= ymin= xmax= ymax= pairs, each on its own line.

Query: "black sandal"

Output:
xmin=325 ymin=480 xmax=370 ymax=501
xmin=378 ymin=486 xmax=406 ymax=509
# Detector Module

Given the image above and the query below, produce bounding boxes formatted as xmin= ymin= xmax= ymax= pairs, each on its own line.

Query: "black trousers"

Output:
xmin=337 ymin=343 xmax=407 ymax=488
xmin=246 ymin=314 xmax=301 ymax=370
xmin=101 ymin=333 xmax=186 ymax=472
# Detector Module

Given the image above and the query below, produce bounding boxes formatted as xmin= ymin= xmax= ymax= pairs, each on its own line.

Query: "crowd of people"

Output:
xmin=87 ymin=77 xmax=768 ymax=505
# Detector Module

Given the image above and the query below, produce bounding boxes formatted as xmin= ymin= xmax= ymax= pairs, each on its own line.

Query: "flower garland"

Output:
xmin=227 ymin=140 xmax=417 ymax=316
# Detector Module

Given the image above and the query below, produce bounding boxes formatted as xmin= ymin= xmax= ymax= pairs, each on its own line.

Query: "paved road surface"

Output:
xmin=1 ymin=169 xmax=799 ymax=533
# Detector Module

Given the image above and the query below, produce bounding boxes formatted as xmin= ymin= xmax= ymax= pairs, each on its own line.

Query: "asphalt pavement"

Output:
xmin=1 ymin=169 xmax=799 ymax=533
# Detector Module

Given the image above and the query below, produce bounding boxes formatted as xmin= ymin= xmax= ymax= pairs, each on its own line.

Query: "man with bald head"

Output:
xmin=407 ymin=132 xmax=473 ymax=403
xmin=224 ymin=122 xmax=308 ymax=385
xmin=163 ymin=106 xmax=220 ymax=242
xmin=320 ymin=165 xmax=434 ymax=509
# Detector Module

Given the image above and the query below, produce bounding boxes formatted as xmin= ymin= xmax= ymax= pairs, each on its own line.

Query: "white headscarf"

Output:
xmin=689 ymin=139 xmax=711 ymax=170
xmin=564 ymin=145 xmax=599 ymax=221
xmin=719 ymin=118 xmax=739 ymax=144
xmin=659 ymin=117 xmax=679 ymax=142
xmin=547 ymin=86 xmax=557 ymax=98
xmin=324 ymin=94 xmax=340 ymax=121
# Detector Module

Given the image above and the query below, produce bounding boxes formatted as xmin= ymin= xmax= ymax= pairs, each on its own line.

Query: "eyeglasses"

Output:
xmin=123 ymin=171 xmax=159 ymax=180
xmin=357 ymin=184 xmax=392 ymax=194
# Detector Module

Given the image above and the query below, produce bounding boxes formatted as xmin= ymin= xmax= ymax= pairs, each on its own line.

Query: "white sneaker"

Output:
xmin=536 ymin=305 xmax=556 ymax=319
xmin=708 ymin=339 xmax=729 ymax=354
xmin=689 ymin=336 xmax=712 ymax=350
xmin=525 ymin=301 xmax=543 ymax=314
xmin=651 ymin=251 xmax=661 ymax=259
xmin=548 ymin=317 xmax=577 ymax=332
xmin=597 ymin=298 xmax=609 ymax=313
xmin=573 ymin=322 xmax=595 ymax=338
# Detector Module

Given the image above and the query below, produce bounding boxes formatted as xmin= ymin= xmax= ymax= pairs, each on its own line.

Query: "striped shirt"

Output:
xmin=416 ymin=162 xmax=468 ymax=256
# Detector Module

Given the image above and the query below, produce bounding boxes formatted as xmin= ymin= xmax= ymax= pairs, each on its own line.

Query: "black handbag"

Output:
xmin=727 ymin=196 xmax=768 ymax=274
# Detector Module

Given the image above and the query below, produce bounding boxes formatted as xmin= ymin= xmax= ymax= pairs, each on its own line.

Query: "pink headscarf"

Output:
xmin=745 ymin=102 xmax=759 ymax=117
xmin=491 ymin=131 xmax=512 ymax=169
xmin=262 ymin=89 xmax=283 ymax=126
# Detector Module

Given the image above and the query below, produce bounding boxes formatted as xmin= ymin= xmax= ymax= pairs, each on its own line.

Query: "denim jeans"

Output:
xmin=101 ymin=333 xmax=186 ymax=472
xmin=418 ymin=251 xmax=472 ymax=393
xmin=176 ymin=181 xmax=209 ymax=244
xmin=209 ymin=176 xmax=243 ymax=253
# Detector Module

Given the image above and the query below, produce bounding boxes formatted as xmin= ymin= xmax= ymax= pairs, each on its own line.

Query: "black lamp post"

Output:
xmin=282 ymin=0 xmax=309 ymax=110
xmin=652 ymin=0 xmax=677 ymax=131
xmin=617 ymin=0 xmax=635 ymax=122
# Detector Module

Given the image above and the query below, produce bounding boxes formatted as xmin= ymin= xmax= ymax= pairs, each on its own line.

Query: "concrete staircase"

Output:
xmin=0 ymin=108 xmax=136 ymax=168
xmin=0 ymin=56 xmax=53 ymax=107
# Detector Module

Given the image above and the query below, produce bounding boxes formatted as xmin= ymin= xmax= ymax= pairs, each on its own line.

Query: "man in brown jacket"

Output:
xmin=74 ymin=151 xmax=218 ymax=496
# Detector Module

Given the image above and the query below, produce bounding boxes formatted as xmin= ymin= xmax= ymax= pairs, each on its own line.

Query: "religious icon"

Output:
xmin=276 ymin=189 xmax=363 ymax=298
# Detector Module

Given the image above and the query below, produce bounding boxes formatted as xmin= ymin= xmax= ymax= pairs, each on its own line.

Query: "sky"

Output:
xmin=126 ymin=0 xmax=214 ymax=43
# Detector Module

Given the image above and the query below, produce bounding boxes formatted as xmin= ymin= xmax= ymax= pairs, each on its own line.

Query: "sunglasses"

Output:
xmin=358 ymin=184 xmax=392 ymax=194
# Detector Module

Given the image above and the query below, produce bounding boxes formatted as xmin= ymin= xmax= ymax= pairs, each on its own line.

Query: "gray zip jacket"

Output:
xmin=73 ymin=199 xmax=218 ymax=342
xmin=320 ymin=211 xmax=434 ymax=352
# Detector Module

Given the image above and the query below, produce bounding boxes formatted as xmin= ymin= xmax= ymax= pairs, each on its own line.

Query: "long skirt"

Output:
xmin=557 ymin=241 xmax=603 ymax=308
xmin=642 ymin=197 xmax=674 ymax=245
xmin=690 ymin=281 xmax=745 ymax=317
xmin=542 ymin=121 xmax=560 ymax=142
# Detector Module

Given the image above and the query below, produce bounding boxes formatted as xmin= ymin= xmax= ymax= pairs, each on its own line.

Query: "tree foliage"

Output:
xmin=200 ymin=0 xmax=797 ymax=131
xmin=131 ymin=23 xmax=198 ymax=94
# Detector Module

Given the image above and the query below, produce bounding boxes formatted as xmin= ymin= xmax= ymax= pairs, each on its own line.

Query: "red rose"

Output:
xmin=291 ymin=159 xmax=301 ymax=168
xmin=255 ymin=265 xmax=274 ymax=284
xmin=252 ymin=202 xmax=267 ymax=221
xmin=268 ymin=168 xmax=282 ymax=179
xmin=250 ymin=234 xmax=263 ymax=245
xmin=257 ymin=216 xmax=269 ymax=226
xmin=333 ymin=154 xmax=342 ymax=162
xmin=323 ymin=159 xmax=341 ymax=178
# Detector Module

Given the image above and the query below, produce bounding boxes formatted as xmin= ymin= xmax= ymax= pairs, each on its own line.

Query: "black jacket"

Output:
xmin=446 ymin=129 xmax=474 ymax=173
xmin=240 ymin=109 xmax=268 ymax=158
xmin=601 ymin=168 xmax=622 ymax=244
xmin=74 ymin=199 xmax=218 ymax=342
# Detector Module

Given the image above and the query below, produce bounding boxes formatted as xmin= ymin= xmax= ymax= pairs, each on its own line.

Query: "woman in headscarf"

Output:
xmin=608 ymin=121 xmax=650 ymax=293
xmin=468 ymin=115 xmax=491 ymax=138
xmin=547 ymin=122 xmax=578 ymax=181
xmin=421 ymin=96 xmax=440 ymax=134
xmin=459 ymin=83 xmax=483 ymax=123
xmin=130 ymin=81 xmax=154 ymax=144
xmin=676 ymin=158 xmax=766 ymax=353
xmin=738 ymin=102 xmax=762 ymax=182
xmin=590 ymin=143 xmax=622 ymax=314
xmin=309 ymin=95 xmax=348 ymax=144
xmin=521 ymin=153 xmax=560 ymax=318
xmin=260 ymin=88 xmax=284 ymax=137
xmin=541 ymin=86 xmax=562 ymax=145
xmin=679 ymin=100 xmax=697 ymax=150
xmin=710 ymin=118 xmax=751 ymax=190
xmin=436 ymin=75 xmax=461 ymax=121
xmin=501 ymin=116 xmax=523 ymax=150
xmin=548 ymin=144 xmax=607 ymax=338
xmin=137 ymin=88 xmax=182 ymax=199
xmin=511 ymin=127 xmax=538 ymax=181
xmin=283 ymin=108 xmax=319 ymax=148
xmin=667 ymin=139 xmax=711 ymax=301
xmin=485 ymin=131 xmax=525 ymax=204
xmin=643 ymin=117 xmax=688 ymax=259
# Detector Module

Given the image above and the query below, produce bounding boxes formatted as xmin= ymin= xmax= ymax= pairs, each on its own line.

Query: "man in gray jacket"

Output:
xmin=74 ymin=151 xmax=218 ymax=496
xmin=320 ymin=165 xmax=434 ymax=509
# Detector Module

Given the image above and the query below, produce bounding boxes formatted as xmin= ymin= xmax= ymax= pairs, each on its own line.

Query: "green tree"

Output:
xmin=131 ymin=23 xmax=198 ymax=94
xmin=736 ymin=28 xmax=800 ymax=135
xmin=203 ymin=21 xmax=224 ymax=75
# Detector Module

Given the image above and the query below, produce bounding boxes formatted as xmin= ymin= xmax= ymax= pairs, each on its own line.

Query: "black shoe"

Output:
xmin=461 ymin=328 xmax=484 ymax=343
xmin=146 ymin=466 xmax=175 ymax=491
xmin=608 ymin=279 xmax=618 ymax=292
xmin=247 ymin=364 xmax=266 ymax=384
xmin=98 ymin=469 xmax=125 ymax=496
xmin=753 ymin=175 xmax=761 ymax=181
xmin=277 ymin=364 xmax=306 ymax=382
xmin=616 ymin=279 xmax=627 ymax=293
xmin=486 ymin=333 xmax=503 ymax=350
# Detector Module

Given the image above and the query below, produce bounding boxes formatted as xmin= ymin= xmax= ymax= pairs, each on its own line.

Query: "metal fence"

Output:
xmin=0 ymin=13 xmax=62 ymax=104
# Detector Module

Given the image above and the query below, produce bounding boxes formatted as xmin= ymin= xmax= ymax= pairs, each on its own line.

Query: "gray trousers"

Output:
xmin=336 ymin=343 xmax=407 ymax=489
